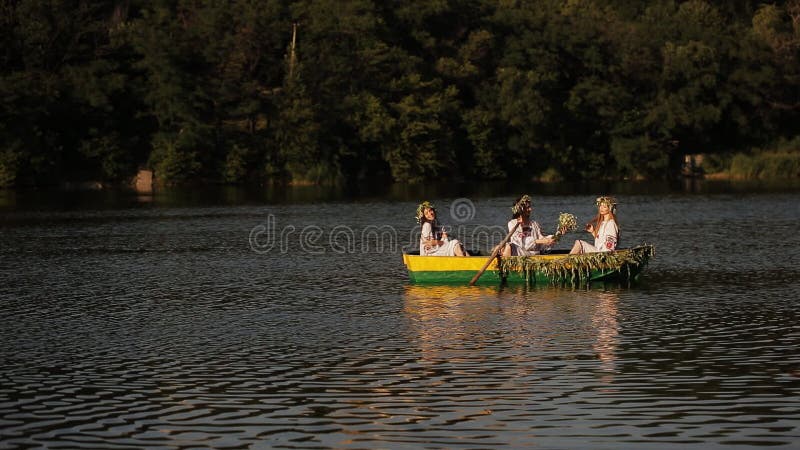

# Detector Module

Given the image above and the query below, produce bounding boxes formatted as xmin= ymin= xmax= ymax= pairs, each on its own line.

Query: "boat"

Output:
xmin=402 ymin=244 xmax=655 ymax=285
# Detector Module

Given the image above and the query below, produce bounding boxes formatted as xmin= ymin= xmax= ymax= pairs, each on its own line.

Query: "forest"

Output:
xmin=1 ymin=0 xmax=799 ymax=188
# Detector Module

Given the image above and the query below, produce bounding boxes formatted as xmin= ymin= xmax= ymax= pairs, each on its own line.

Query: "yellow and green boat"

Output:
xmin=402 ymin=244 xmax=655 ymax=285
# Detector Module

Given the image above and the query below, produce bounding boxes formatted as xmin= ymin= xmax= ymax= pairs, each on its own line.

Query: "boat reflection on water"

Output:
xmin=402 ymin=284 xmax=621 ymax=383
xmin=591 ymin=291 xmax=620 ymax=384
xmin=401 ymin=285 xmax=503 ymax=360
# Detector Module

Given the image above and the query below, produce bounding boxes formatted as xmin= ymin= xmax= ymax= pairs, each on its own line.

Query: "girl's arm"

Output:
xmin=530 ymin=222 xmax=555 ymax=248
xmin=421 ymin=222 xmax=441 ymax=246
xmin=600 ymin=221 xmax=619 ymax=251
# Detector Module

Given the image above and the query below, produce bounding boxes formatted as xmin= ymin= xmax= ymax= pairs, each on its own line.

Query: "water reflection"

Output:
xmin=592 ymin=292 xmax=620 ymax=383
xmin=2 ymin=190 xmax=799 ymax=449
xmin=4 ymin=178 xmax=800 ymax=213
xmin=402 ymin=285 xmax=502 ymax=361
xmin=402 ymin=285 xmax=622 ymax=380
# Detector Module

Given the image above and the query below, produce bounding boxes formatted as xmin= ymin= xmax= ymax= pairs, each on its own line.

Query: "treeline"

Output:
xmin=1 ymin=0 xmax=799 ymax=188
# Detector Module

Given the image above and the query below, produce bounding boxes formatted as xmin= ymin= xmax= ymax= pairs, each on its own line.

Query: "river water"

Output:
xmin=1 ymin=181 xmax=799 ymax=449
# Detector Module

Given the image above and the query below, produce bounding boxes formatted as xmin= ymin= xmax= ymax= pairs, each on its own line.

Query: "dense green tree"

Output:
xmin=0 ymin=0 xmax=138 ymax=185
xmin=548 ymin=1 xmax=629 ymax=179
xmin=286 ymin=0 xmax=394 ymax=183
xmin=609 ymin=1 xmax=732 ymax=177
xmin=127 ymin=0 xmax=289 ymax=184
xmin=487 ymin=1 xmax=588 ymax=178
xmin=1 ymin=0 xmax=799 ymax=187
xmin=747 ymin=2 xmax=800 ymax=141
xmin=383 ymin=75 xmax=460 ymax=181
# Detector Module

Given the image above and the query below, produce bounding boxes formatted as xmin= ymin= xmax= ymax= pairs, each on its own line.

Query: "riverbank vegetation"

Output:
xmin=700 ymin=138 xmax=800 ymax=179
xmin=2 ymin=1 xmax=799 ymax=188
xmin=728 ymin=150 xmax=800 ymax=179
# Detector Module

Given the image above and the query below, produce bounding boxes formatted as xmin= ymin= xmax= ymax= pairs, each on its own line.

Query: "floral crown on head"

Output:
xmin=511 ymin=195 xmax=532 ymax=216
xmin=415 ymin=201 xmax=436 ymax=224
xmin=595 ymin=196 xmax=617 ymax=211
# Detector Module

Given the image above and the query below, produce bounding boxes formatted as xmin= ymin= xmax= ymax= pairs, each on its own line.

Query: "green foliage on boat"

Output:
xmin=498 ymin=245 xmax=656 ymax=284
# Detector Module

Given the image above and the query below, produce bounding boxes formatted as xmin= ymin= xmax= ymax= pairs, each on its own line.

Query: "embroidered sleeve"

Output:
xmin=602 ymin=221 xmax=619 ymax=251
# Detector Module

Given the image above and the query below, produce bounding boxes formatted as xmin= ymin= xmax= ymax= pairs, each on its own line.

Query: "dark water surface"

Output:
xmin=1 ymin=182 xmax=799 ymax=449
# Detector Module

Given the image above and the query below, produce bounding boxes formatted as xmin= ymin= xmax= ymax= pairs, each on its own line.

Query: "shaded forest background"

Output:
xmin=1 ymin=0 xmax=799 ymax=188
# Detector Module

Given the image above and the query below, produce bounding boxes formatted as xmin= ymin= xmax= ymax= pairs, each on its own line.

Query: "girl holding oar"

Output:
xmin=502 ymin=195 xmax=557 ymax=256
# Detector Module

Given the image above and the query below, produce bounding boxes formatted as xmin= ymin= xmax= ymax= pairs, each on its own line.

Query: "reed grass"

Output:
xmin=729 ymin=151 xmax=800 ymax=179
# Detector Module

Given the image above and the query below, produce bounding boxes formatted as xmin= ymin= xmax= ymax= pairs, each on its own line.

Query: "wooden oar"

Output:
xmin=469 ymin=221 xmax=520 ymax=286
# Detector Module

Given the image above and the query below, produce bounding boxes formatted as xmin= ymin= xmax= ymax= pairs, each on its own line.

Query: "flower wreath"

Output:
xmin=511 ymin=195 xmax=532 ymax=216
xmin=595 ymin=196 xmax=618 ymax=213
xmin=415 ymin=201 xmax=436 ymax=224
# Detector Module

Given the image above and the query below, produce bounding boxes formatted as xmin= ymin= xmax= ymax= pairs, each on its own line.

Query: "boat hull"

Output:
xmin=403 ymin=245 xmax=654 ymax=285
xmin=402 ymin=254 xmax=506 ymax=284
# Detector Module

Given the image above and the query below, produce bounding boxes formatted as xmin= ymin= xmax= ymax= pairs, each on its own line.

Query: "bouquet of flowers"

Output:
xmin=553 ymin=212 xmax=578 ymax=242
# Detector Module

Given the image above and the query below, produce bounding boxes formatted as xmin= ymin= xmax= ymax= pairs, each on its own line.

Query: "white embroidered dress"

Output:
xmin=575 ymin=219 xmax=619 ymax=253
xmin=420 ymin=222 xmax=462 ymax=256
xmin=507 ymin=219 xmax=553 ymax=256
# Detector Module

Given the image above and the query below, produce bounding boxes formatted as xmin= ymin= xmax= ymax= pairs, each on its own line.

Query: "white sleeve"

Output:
xmin=599 ymin=221 xmax=619 ymax=251
xmin=534 ymin=222 xmax=553 ymax=250
xmin=508 ymin=220 xmax=524 ymax=249
xmin=523 ymin=222 xmax=541 ymax=251
xmin=421 ymin=222 xmax=433 ymax=240
xmin=531 ymin=221 xmax=544 ymax=240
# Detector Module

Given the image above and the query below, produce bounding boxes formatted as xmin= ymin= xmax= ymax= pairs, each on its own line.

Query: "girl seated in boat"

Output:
xmin=416 ymin=201 xmax=469 ymax=256
xmin=569 ymin=196 xmax=619 ymax=254
xmin=502 ymin=195 xmax=557 ymax=256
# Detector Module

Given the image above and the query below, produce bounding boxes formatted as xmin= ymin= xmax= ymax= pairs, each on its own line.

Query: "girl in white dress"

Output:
xmin=570 ymin=196 xmax=620 ymax=254
xmin=416 ymin=201 xmax=469 ymax=256
xmin=502 ymin=195 xmax=556 ymax=256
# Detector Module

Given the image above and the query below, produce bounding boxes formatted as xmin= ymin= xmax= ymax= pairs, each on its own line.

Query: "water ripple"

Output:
xmin=2 ymin=196 xmax=800 ymax=449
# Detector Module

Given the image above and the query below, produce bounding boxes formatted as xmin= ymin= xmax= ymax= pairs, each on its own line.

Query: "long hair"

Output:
xmin=418 ymin=208 xmax=440 ymax=238
xmin=588 ymin=211 xmax=618 ymax=238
